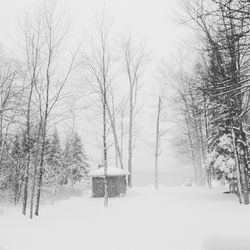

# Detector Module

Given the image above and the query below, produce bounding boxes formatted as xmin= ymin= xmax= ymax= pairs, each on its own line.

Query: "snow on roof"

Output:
xmin=88 ymin=167 xmax=129 ymax=177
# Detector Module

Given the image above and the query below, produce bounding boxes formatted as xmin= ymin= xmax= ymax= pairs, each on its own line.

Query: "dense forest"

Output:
xmin=174 ymin=0 xmax=250 ymax=205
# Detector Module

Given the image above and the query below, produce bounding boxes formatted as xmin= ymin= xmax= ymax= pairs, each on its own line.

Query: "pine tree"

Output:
xmin=44 ymin=129 xmax=62 ymax=185
xmin=71 ymin=132 xmax=88 ymax=183
xmin=61 ymin=138 xmax=72 ymax=185
xmin=10 ymin=134 xmax=24 ymax=205
xmin=62 ymin=132 xmax=88 ymax=186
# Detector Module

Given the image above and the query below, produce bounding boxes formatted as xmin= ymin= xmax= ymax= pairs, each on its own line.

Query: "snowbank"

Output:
xmin=0 ymin=186 xmax=250 ymax=250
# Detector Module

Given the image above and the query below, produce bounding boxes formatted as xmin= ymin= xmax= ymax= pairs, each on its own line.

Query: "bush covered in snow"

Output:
xmin=207 ymin=134 xmax=236 ymax=181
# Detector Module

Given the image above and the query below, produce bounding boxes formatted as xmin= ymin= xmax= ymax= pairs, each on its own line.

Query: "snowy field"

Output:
xmin=1 ymin=186 xmax=250 ymax=250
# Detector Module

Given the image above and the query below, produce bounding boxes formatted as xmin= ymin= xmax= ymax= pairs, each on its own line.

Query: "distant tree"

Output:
xmin=154 ymin=85 xmax=167 ymax=189
xmin=43 ymin=129 xmax=62 ymax=185
xmin=0 ymin=53 xmax=23 ymax=206
xmin=20 ymin=2 xmax=44 ymax=216
xmin=83 ymin=11 xmax=114 ymax=207
xmin=166 ymin=59 xmax=206 ymax=186
xmin=9 ymin=134 xmax=25 ymax=205
xmin=120 ymin=35 xmax=147 ymax=188
xmin=70 ymin=132 xmax=88 ymax=183
xmin=0 ymin=54 xmax=22 ymax=177
xmin=62 ymin=132 xmax=88 ymax=186
xmin=19 ymin=0 xmax=79 ymax=218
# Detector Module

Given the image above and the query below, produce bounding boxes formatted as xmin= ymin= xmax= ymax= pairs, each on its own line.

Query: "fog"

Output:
xmin=0 ymin=0 xmax=194 ymax=185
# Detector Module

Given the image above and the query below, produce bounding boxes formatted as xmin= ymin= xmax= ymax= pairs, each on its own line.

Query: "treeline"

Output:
xmin=0 ymin=0 xmax=151 ymax=212
xmin=2 ymin=128 xmax=87 ymax=206
xmin=0 ymin=1 xmax=89 ymax=218
xmin=174 ymin=0 xmax=250 ymax=204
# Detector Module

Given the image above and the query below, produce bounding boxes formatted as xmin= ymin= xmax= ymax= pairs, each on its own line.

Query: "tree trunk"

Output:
xmin=106 ymin=103 xmax=124 ymax=169
xmin=154 ymin=97 xmax=161 ymax=190
xmin=103 ymin=90 xmax=108 ymax=207
xmin=22 ymin=131 xmax=31 ymax=216
xmin=232 ymin=127 xmax=243 ymax=204
xmin=29 ymin=124 xmax=41 ymax=219
xmin=35 ymin=26 xmax=52 ymax=215
xmin=14 ymin=163 xmax=19 ymax=205
xmin=238 ymin=125 xmax=249 ymax=204
xmin=0 ymin=83 xmax=3 ymax=176
xmin=35 ymin=117 xmax=48 ymax=216
xmin=203 ymin=93 xmax=212 ymax=188
xmin=120 ymin=110 xmax=124 ymax=167
xmin=128 ymin=86 xmax=133 ymax=187
xmin=184 ymin=113 xmax=196 ymax=184
xmin=22 ymin=81 xmax=34 ymax=215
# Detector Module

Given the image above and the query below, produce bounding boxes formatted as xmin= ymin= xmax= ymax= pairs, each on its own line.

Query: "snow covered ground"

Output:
xmin=1 ymin=186 xmax=250 ymax=250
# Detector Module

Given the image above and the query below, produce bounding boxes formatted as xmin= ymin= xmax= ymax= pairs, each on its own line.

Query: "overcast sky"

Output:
xmin=0 ymin=0 xmax=194 ymax=183
xmin=0 ymin=0 xmax=191 ymax=58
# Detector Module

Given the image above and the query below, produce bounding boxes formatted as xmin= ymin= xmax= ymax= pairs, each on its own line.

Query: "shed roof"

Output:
xmin=88 ymin=167 xmax=129 ymax=177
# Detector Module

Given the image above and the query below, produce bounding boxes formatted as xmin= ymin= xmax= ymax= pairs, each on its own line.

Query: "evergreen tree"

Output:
xmin=44 ymin=129 xmax=62 ymax=185
xmin=9 ymin=133 xmax=25 ymax=205
xmin=47 ymin=129 xmax=62 ymax=167
xmin=62 ymin=132 xmax=88 ymax=185
xmin=71 ymin=132 xmax=88 ymax=183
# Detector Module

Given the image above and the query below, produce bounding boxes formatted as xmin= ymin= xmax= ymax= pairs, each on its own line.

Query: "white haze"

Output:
xmin=0 ymin=0 xmax=195 ymax=185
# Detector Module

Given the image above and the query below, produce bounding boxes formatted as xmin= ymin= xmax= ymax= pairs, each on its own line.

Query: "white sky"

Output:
xmin=0 ymin=0 xmax=194 ymax=182
xmin=0 ymin=0 xmax=190 ymax=58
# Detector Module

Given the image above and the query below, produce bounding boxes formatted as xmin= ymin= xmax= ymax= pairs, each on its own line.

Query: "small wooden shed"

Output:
xmin=88 ymin=167 xmax=129 ymax=198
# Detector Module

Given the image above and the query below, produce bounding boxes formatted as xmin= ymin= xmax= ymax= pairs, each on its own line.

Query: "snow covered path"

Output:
xmin=1 ymin=186 xmax=250 ymax=250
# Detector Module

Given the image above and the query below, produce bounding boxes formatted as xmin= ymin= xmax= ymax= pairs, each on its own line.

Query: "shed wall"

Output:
xmin=92 ymin=176 xmax=127 ymax=198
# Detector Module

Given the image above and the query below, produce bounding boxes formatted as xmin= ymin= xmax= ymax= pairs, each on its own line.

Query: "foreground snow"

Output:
xmin=0 ymin=186 xmax=250 ymax=250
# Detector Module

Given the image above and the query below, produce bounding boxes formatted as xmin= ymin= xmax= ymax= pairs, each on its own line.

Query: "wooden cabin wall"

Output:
xmin=92 ymin=176 xmax=127 ymax=198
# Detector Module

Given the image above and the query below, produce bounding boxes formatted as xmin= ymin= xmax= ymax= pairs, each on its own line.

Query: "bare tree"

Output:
xmin=20 ymin=0 xmax=79 ymax=217
xmin=34 ymin=1 xmax=78 ymax=216
xmin=21 ymin=8 xmax=44 ymax=216
xmin=118 ymin=99 xmax=128 ymax=169
xmin=83 ymin=11 xmax=114 ymax=207
xmin=154 ymin=83 xmax=167 ymax=190
xmin=175 ymin=70 xmax=206 ymax=185
xmin=0 ymin=54 xmax=23 ymax=193
xmin=162 ymin=56 xmax=206 ymax=186
xmin=0 ymin=55 xmax=22 ymax=174
xmin=120 ymin=35 xmax=147 ymax=187
xmin=106 ymin=92 xmax=124 ymax=170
